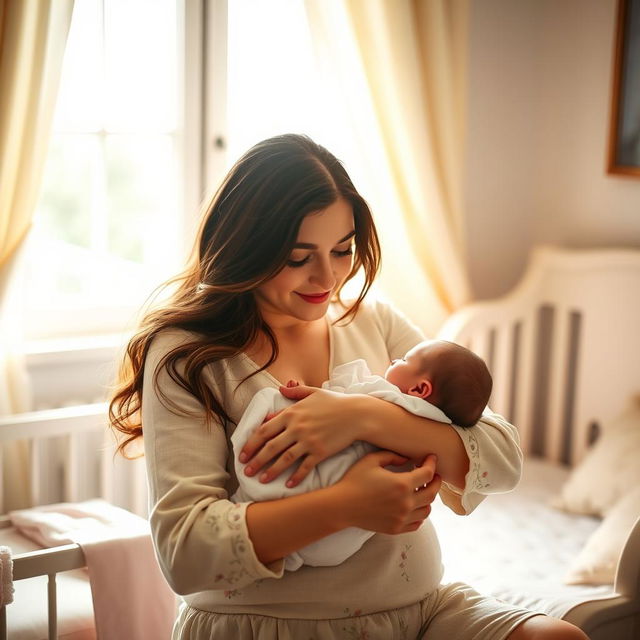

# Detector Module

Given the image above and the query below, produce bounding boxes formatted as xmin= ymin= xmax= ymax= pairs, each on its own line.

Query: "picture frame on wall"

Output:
xmin=608 ymin=0 xmax=640 ymax=177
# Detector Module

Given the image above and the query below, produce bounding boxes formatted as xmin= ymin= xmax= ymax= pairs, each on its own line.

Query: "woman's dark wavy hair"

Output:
xmin=109 ymin=134 xmax=381 ymax=458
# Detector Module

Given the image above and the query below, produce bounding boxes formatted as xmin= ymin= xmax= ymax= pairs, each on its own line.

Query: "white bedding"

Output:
xmin=432 ymin=456 xmax=614 ymax=619
xmin=2 ymin=527 xmax=95 ymax=640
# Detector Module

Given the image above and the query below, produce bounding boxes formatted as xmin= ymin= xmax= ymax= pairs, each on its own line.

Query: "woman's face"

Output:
xmin=255 ymin=197 xmax=355 ymax=327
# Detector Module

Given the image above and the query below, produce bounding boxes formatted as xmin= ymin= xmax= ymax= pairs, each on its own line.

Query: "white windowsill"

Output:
xmin=24 ymin=333 xmax=129 ymax=367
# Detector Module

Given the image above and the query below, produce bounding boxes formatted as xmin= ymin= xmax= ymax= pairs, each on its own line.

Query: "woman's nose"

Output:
xmin=310 ymin=256 xmax=336 ymax=290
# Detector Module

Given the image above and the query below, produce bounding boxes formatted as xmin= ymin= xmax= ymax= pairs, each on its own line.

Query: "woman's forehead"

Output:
xmin=296 ymin=198 xmax=354 ymax=244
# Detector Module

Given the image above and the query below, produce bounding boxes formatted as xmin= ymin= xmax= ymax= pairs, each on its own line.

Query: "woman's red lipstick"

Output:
xmin=296 ymin=291 xmax=330 ymax=304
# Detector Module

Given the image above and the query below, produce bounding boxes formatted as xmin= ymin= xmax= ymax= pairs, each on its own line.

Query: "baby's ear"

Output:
xmin=408 ymin=379 xmax=432 ymax=399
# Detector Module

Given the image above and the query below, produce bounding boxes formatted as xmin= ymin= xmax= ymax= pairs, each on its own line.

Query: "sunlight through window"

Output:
xmin=26 ymin=0 xmax=183 ymax=338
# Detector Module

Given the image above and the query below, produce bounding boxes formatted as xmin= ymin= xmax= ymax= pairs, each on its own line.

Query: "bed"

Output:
xmin=434 ymin=245 xmax=640 ymax=639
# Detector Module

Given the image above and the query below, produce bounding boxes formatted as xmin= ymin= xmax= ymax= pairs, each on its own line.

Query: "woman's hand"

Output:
xmin=239 ymin=384 xmax=363 ymax=487
xmin=336 ymin=452 xmax=441 ymax=534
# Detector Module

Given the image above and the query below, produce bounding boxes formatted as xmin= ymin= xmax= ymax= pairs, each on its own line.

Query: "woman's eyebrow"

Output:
xmin=294 ymin=229 xmax=356 ymax=250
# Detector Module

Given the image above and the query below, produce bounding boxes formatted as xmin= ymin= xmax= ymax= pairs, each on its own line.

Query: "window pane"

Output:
xmin=227 ymin=0 xmax=320 ymax=159
xmin=36 ymin=134 xmax=100 ymax=248
xmin=26 ymin=234 xmax=148 ymax=310
xmin=104 ymin=0 xmax=177 ymax=132
xmin=105 ymin=134 xmax=177 ymax=264
xmin=26 ymin=0 xmax=186 ymax=338
xmin=53 ymin=0 xmax=103 ymax=132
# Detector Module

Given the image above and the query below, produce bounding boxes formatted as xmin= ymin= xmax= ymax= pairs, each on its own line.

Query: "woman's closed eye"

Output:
xmin=287 ymin=246 xmax=354 ymax=268
xmin=287 ymin=255 xmax=311 ymax=268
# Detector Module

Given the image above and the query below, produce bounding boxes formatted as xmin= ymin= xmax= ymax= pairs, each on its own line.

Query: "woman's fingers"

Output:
xmin=409 ymin=454 xmax=437 ymax=488
xmin=255 ymin=443 xmax=309 ymax=484
xmin=239 ymin=413 xmax=286 ymax=464
xmin=338 ymin=450 xmax=441 ymax=534
xmin=407 ymin=503 xmax=432 ymax=528
xmin=414 ymin=473 xmax=442 ymax=506
xmin=284 ymin=454 xmax=321 ymax=488
xmin=370 ymin=450 xmax=410 ymax=469
xmin=242 ymin=425 xmax=293 ymax=477
xmin=278 ymin=384 xmax=317 ymax=401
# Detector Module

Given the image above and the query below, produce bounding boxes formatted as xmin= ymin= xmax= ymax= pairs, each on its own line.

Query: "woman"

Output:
xmin=110 ymin=134 xmax=587 ymax=639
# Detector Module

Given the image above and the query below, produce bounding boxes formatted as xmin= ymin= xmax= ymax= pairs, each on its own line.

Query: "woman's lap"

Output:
xmin=419 ymin=581 xmax=544 ymax=640
xmin=173 ymin=582 xmax=544 ymax=640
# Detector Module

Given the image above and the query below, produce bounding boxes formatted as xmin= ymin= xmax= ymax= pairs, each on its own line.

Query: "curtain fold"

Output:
xmin=0 ymin=0 xmax=74 ymax=509
xmin=305 ymin=0 xmax=471 ymax=327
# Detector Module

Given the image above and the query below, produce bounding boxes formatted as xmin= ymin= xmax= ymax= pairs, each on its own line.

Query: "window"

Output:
xmin=25 ymin=0 xmax=200 ymax=339
xmin=26 ymin=0 xmax=383 ymax=341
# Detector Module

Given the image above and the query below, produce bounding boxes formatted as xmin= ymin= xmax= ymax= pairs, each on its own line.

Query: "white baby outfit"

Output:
xmin=231 ymin=359 xmax=451 ymax=570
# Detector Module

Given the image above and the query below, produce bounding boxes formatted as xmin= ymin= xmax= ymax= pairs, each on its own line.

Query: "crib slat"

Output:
xmin=489 ymin=326 xmax=512 ymax=418
xmin=47 ymin=574 xmax=57 ymax=640
xmin=546 ymin=307 xmax=571 ymax=463
xmin=30 ymin=439 xmax=42 ymax=506
xmin=65 ymin=433 xmax=77 ymax=503
xmin=468 ymin=327 xmax=492 ymax=366
xmin=513 ymin=315 xmax=536 ymax=456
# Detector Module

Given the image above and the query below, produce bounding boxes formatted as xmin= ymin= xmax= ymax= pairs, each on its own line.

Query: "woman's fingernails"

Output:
xmin=244 ymin=466 xmax=254 ymax=476
xmin=259 ymin=473 xmax=269 ymax=483
xmin=239 ymin=452 xmax=247 ymax=463
xmin=286 ymin=480 xmax=295 ymax=488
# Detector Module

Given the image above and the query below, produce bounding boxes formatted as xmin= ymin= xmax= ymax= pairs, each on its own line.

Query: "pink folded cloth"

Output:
xmin=10 ymin=500 xmax=175 ymax=640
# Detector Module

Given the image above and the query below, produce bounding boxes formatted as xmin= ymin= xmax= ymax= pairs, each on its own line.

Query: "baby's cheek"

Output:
xmin=385 ymin=367 xmax=404 ymax=390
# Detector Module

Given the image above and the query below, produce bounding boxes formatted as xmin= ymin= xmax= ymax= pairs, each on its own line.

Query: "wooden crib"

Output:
xmin=435 ymin=245 xmax=640 ymax=639
xmin=0 ymin=403 xmax=147 ymax=640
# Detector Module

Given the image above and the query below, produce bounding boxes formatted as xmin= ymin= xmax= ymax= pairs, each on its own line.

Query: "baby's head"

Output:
xmin=385 ymin=340 xmax=492 ymax=428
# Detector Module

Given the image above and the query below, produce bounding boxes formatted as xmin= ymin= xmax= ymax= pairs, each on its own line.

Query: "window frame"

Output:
xmin=24 ymin=0 xmax=216 ymax=342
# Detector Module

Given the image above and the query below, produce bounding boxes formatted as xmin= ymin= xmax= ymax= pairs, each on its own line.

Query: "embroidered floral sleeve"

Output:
xmin=439 ymin=409 xmax=523 ymax=515
xmin=142 ymin=331 xmax=284 ymax=595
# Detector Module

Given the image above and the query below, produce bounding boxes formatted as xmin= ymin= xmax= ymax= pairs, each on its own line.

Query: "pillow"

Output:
xmin=565 ymin=485 xmax=640 ymax=585
xmin=551 ymin=397 xmax=640 ymax=517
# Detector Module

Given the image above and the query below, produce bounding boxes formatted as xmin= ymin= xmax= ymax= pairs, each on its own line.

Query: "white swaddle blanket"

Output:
xmin=231 ymin=359 xmax=450 ymax=571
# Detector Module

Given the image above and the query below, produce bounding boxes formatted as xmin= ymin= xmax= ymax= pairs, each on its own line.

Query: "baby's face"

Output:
xmin=385 ymin=343 xmax=431 ymax=394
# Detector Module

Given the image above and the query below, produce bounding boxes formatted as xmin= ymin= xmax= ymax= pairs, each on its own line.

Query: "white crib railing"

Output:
xmin=439 ymin=246 xmax=640 ymax=466
xmin=0 ymin=403 xmax=147 ymax=517
xmin=0 ymin=516 xmax=86 ymax=640
xmin=0 ymin=402 xmax=149 ymax=639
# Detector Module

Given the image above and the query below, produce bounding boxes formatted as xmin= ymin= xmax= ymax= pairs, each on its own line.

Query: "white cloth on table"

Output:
xmin=231 ymin=359 xmax=450 ymax=570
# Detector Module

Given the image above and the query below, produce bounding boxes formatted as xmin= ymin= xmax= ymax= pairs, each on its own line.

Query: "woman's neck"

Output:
xmin=249 ymin=318 xmax=331 ymax=387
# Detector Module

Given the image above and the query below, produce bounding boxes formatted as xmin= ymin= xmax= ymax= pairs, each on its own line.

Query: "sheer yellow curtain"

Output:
xmin=306 ymin=0 xmax=471 ymax=327
xmin=0 ymin=0 xmax=74 ymax=509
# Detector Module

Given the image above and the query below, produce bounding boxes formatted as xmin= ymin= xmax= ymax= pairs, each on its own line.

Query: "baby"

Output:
xmin=231 ymin=339 xmax=492 ymax=571
xmin=385 ymin=339 xmax=492 ymax=428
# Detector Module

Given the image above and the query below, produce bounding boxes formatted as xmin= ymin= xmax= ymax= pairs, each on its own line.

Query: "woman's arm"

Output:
xmin=240 ymin=386 xmax=522 ymax=515
xmin=355 ymin=393 xmax=469 ymax=488
xmin=246 ymin=451 xmax=440 ymax=564
xmin=240 ymin=386 xmax=468 ymax=489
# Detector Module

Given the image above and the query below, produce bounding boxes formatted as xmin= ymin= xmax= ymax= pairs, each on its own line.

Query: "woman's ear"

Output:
xmin=408 ymin=379 xmax=432 ymax=399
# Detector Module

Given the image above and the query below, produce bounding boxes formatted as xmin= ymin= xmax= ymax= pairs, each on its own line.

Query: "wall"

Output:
xmin=464 ymin=0 xmax=640 ymax=300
